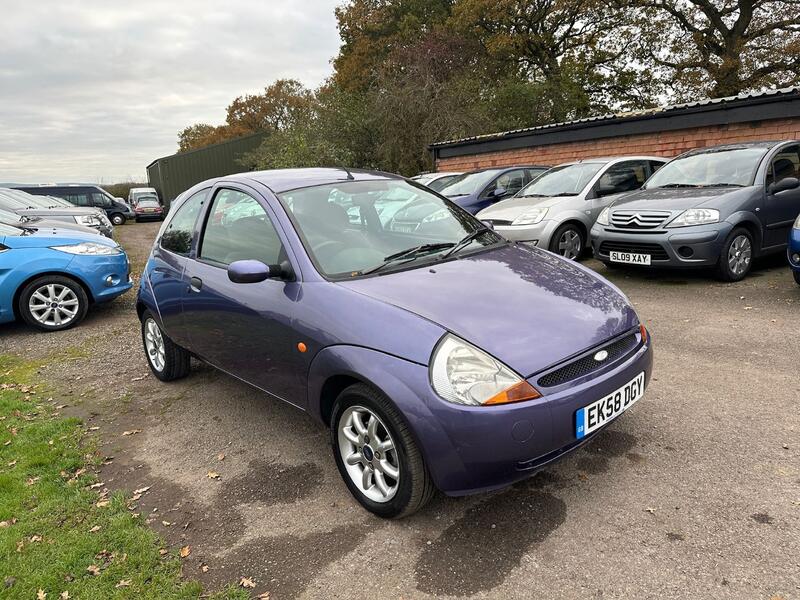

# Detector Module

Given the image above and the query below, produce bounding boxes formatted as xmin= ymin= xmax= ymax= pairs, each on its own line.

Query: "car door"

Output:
xmin=148 ymin=188 xmax=209 ymax=346
xmin=763 ymin=144 xmax=800 ymax=247
xmin=180 ymin=185 xmax=306 ymax=406
xmin=589 ymin=160 xmax=650 ymax=219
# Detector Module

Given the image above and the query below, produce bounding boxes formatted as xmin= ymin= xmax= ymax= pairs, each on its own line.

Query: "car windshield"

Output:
xmin=0 ymin=208 xmax=23 ymax=223
xmin=645 ymin=147 xmax=768 ymax=188
xmin=278 ymin=179 xmax=504 ymax=279
xmin=0 ymin=221 xmax=24 ymax=236
xmin=516 ymin=163 xmax=604 ymax=197
xmin=438 ymin=169 xmax=503 ymax=197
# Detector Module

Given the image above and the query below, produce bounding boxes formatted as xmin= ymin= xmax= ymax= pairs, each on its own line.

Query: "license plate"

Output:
xmin=575 ymin=372 xmax=645 ymax=439
xmin=610 ymin=251 xmax=651 ymax=265
xmin=144 ymin=208 xmax=155 ymax=212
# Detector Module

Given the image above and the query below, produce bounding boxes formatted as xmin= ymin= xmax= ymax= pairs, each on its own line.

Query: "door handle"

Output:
xmin=189 ymin=276 xmax=203 ymax=293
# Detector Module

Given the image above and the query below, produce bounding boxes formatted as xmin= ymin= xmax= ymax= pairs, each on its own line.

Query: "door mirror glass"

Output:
xmin=769 ymin=176 xmax=800 ymax=195
xmin=227 ymin=259 xmax=273 ymax=283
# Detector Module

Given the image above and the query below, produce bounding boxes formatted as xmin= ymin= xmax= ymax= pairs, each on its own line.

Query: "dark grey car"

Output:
xmin=590 ymin=141 xmax=800 ymax=281
xmin=0 ymin=189 xmax=113 ymax=237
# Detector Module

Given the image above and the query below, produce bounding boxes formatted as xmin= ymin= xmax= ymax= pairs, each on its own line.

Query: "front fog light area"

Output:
xmin=430 ymin=334 xmax=541 ymax=406
xmin=791 ymin=253 xmax=800 ymax=265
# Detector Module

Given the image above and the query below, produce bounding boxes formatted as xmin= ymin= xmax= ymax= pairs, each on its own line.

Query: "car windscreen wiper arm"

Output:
xmin=440 ymin=228 xmax=489 ymax=259
xmin=359 ymin=243 xmax=456 ymax=276
xmin=654 ymin=183 xmax=702 ymax=188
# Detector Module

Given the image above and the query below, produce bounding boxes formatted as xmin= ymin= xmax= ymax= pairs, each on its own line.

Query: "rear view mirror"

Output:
xmin=769 ymin=177 xmax=800 ymax=195
xmin=227 ymin=259 xmax=293 ymax=283
xmin=488 ymin=187 xmax=507 ymax=199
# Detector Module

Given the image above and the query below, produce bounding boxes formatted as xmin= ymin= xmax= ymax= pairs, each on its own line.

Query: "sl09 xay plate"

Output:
xmin=575 ymin=372 xmax=645 ymax=439
xmin=609 ymin=251 xmax=651 ymax=265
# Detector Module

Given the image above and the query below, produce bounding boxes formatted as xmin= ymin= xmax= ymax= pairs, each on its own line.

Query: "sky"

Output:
xmin=0 ymin=1 xmax=341 ymax=184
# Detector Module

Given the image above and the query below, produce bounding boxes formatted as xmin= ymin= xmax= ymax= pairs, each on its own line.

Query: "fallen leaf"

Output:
xmin=122 ymin=429 xmax=142 ymax=436
xmin=60 ymin=592 xmax=70 ymax=599
xmin=26 ymin=476 xmax=41 ymax=486
xmin=131 ymin=374 xmax=148 ymax=381
xmin=240 ymin=577 xmax=256 ymax=589
xmin=159 ymin=548 xmax=168 ymax=556
xmin=161 ymin=521 xmax=172 ymax=527
xmin=87 ymin=565 xmax=100 ymax=576
xmin=206 ymin=471 xmax=220 ymax=480
xmin=257 ymin=593 xmax=271 ymax=599
xmin=201 ymin=564 xmax=209 ymax=573
xmin=7 ymin=460 xmax=16 ymax=467
xmin=88 ymin=482 xmax=104 ymax=489
xmin=90 ymin=525 xmax=101 ymax=533
xmin=645 ymin=507 xmax=656 ymax=514
xmin=16 ymin=540 xmax=23 ymax=552
xmin=179 ymin=545 xmax=191 ymax=558
xmin=217 ymin=453 xmax=225 ymax=461
xmin=115 ymin=580 xmax=131 ymax=588
xmin=133 ymin=486 xmax=151 ymax=495
xmin=88 ymin=426 xmax=100 ymax=431
xmin=30 ymin=534 xmax=42 ymax=543
xmin=37 ymin=589 xmax=46 ymax=600
xmin=96 ymin=500 xmax=110 ymax=508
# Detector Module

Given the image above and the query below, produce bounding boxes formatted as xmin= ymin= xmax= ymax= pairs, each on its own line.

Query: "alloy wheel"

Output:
xmin=557 ymin=229 xmax=582 ymax=260
xmin=28 ymin=284 xmax=80 ymax=327
xmin=337 ymin=405 xmax=400 ymax=503
xmin=727 ymin=234 xmax=752 ymax=276
xmin=144 ymin=318 xmax=166 ymax=371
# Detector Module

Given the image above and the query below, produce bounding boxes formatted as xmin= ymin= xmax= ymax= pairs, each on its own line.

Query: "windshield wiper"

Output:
xmin=517 ymin=193 xmax=546 ymax=198
xmin=552 ymin=192 xmax=578 ymax=197
xmin=655 ymin=183 xmax=702 ymax=188
xmin=359 ymin=243 xmax=456 ymax=276
xmin=446 ymin=193 xmax=469 ymax=197
xmin=440 ymin=228 xmax=490 ymax=259
xmin=707 ymin=183 xmax=745 ymax=187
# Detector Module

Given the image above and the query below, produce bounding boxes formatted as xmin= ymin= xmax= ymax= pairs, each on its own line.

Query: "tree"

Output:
xmin=633 ymin=0 xmax=800 ymax=99
xmin=178 ymin=123 xmax=227 ymax=152
xmin=226 ymin=79 xmax=315 ymax=132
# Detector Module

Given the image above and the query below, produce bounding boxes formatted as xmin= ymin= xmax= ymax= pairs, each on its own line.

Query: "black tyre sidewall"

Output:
xmin=110 ymin=213 xmax=125 ymax=225
xmin=717 ymin=227 xmax=753 ymax=282
xmin=331 ymin=388 xmax=418 ymax=519
xmin=549 ymin=223 xmax=585 ymax=260
xmin=18 ymin=275 xmax=88 ymax=332
xmin=793 ymin=270 xmax=800 ymax=285
xmin=140 ymin=310 xmax=190 ymax=382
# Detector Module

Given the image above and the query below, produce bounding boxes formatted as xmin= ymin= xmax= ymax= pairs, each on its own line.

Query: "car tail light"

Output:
xmin=639 ymin=323 xmax=648 ymax=343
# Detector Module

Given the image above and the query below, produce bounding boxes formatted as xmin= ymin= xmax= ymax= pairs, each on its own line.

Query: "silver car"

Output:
xmin=477 ymin=156 xmax=667 ymax=259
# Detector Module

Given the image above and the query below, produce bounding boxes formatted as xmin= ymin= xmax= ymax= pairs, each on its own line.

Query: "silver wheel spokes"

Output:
xmin=557 ymin=229 xmax=582 ymax=260
xmin=28 ymin=283 xmax=79 ymax=327
xmin=144 ymin=318 xmax=166 ymax=372
xmin=338 ymin=406 xmax=399 ymax=503
xmin=728 ymin=235 xmax=752 ymax=276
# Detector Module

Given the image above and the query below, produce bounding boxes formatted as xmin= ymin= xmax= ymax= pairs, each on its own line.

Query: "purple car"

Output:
xmin=136 ymin=168 xmax=653 ymax=518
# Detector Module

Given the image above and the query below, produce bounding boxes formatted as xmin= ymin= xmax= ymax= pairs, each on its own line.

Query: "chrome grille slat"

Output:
xmin=610 ymin=210 xmax=671 ymax=230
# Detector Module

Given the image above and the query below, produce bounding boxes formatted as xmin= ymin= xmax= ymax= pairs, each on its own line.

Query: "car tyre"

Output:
xmin=110 ymin=213 xmax=125 ymax=226
xmin=549 ymin=223 xmax=585 ymax=260
xmin=794 ymin=270 xmax=800 ymax=286
xmin=18 ymin=275 xmax=89 ymax=332
xmin=716 ymin=227 xmax=753 ymax=282
xmin=331 ymin=383 xmax=435 ymax=518
xmin=141 ymin=310 xmax=191 ymax=381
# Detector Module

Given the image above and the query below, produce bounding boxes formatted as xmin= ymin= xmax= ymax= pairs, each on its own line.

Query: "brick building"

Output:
xmin=429 ymin=87 xmax=800 ymax=172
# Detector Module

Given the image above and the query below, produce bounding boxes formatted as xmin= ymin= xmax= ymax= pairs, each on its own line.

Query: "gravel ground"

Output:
xmin=2 ymin=221 xmax=798 ymax=600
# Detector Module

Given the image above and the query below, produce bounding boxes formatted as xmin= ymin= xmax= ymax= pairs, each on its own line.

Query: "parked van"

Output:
xmin=128 ymin=187 xmax=160 ymax=206
xmin=16 ymin=184 xmax=134 ymax=226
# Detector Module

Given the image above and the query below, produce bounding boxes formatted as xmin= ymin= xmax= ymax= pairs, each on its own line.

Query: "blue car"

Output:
xmin=790 ymin=214 xmax=800 ymax=285
xmin=0 ymin=221 xmax=132 ymax=331
xmin=438 ymin=166 xmax=548 ymax=214
xmin=137 ymin=168 xmax=652 ymax=518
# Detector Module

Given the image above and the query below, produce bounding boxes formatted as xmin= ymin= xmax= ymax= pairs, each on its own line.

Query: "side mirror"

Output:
xmin=227 ymin=259 xmax=290 ymax=284
xmin=481 ymin=220 xmax=495 ymax=230
xmin=769 ymin=177 xmax=800 ymax=195
xmin=488 ymin=187 xmax=507 ymax=199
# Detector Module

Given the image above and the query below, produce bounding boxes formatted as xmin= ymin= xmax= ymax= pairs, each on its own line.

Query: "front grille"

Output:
xmin=537 ymin=334 xmax=638 ymax=388
xmin=610 ymin=210 xmax=671 ymax=229
xmin=598 ymin=241 xmax=669 ymax=260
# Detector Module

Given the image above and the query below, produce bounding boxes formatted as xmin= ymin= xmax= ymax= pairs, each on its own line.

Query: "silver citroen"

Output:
xmin=477 ymin=156 xmax=667 ymax=259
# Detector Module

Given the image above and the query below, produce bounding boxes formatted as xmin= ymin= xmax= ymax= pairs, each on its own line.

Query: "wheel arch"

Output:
xmin=726 ymin=214 xmax=763 ymax=255
xmin=12 ymin=271 xmax=94 ymax=319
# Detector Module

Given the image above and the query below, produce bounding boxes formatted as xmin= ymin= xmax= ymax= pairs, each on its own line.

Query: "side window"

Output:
xmin=596 ymin=161 xmax=648 ymax=196
xmin=160 ymin=190 xmax=207 ymax=256
xmin=64 ymin=193 xmax=91 ymax=207
xmin=649 ymin=160 xmax=665 ymax=175
xmin=766 ymin=145 xmax=800 ymax=187
xmin=199 ymin=189 xmax=284 ymax=266
xmin=92 ymin=192 xmax=112 ymax=208
xmin=487 ymin=169 xmax=526 ymax=197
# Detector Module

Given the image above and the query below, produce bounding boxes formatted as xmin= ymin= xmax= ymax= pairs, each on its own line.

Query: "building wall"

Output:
xmin=435 ymin=117 xmax=800 ymax=171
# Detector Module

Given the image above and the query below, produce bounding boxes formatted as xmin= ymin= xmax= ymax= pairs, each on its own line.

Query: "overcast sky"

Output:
xmin=0 ymin=1 xmax=341 ymax=184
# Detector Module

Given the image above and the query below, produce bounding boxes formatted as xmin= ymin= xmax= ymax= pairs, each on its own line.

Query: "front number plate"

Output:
xmin=575 ymin=372 xmax=645 ymax=439
xmin=610 ymin=251 xmax=651 ymax=265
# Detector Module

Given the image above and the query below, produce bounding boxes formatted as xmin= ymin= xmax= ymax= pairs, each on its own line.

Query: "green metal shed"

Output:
xmin=146 ymin=131 xmax=268 ymax=206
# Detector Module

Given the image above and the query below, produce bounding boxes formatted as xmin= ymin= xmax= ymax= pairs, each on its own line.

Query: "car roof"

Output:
xmin=212 ymin=167 xmax=405 ymax=194
xmin=462 ymin=165 xmax=549 ymax=175
xmin=678 ymin=140 xmax=793 ymax=157
xmin=553 ymin=155 xmax=668 ymax=167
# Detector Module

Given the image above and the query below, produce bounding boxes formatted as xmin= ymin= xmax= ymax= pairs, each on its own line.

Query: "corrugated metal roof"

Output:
xmin=430 ymin=86 xmax=800 ymax=148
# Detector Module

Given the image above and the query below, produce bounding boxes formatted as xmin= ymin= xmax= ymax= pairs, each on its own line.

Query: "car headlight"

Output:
xmin=794 ymin=213 xmax=800 ymax=229
xmin=512 ymin=207 xmax=548 ymax=226
xmin=666 ymin=208 xmax=719 ymax=228
xmin=74 ymin=215 xmax=100 ymax=226
xmin=50 ymin=242 xmax=122 ymax=255
xmin=430 ymin=334 xmax=541 ymax=406
xmin=597 ymin=207 xmax=610 ymax=225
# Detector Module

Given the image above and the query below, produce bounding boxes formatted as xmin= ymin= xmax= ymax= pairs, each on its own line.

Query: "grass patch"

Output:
xmin=0 ymin=356 xmax=247 ymax=599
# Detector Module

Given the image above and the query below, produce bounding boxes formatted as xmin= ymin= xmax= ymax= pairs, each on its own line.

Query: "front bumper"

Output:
xmin=408 ymin=329 xmax=653 ymax=496
xmin=68 ymin=252 xmax=133 ymax=302
xmin=789 ymin=228 xmax=800 ymax=272
xmin=493 ymin=219 xmax=560 ymax=247
xmin=590 ymin=222 xmax=732 ymax=267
